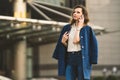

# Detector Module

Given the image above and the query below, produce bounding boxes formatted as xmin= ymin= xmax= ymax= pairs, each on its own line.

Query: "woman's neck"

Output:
xmin=75 ymin=22 xmax=85 ymax=27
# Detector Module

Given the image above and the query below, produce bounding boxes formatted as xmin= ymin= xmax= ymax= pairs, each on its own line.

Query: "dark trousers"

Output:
xmin=65 ymin=51 xmax=90 ymax=80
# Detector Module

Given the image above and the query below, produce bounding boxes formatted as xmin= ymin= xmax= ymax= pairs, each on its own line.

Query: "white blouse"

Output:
xmin=67 ymin=24 xmax=81 ymax=52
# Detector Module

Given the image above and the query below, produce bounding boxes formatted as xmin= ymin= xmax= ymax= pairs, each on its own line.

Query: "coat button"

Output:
xmin=82 ymin=56 xmax=85 ymax=59
xmin=81 ymin=36 xmax=83 ymax=38
xmin=82 ymin=46 xmax=84 ymax=48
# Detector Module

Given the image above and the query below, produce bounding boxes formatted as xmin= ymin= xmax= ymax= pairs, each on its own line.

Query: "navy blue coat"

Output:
xmin=52 ymin=24 xmax=98 ymax=79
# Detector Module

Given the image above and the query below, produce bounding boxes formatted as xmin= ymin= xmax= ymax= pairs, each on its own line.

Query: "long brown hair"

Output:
xmin=70 ymin=5 xmax=89 ymax=25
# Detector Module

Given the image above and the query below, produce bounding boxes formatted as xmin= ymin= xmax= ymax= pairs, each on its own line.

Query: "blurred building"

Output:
xmin=87 ymin=0 xmax=120 ymax=77
xmin=0 ymin=0 xmax=120 ymax=80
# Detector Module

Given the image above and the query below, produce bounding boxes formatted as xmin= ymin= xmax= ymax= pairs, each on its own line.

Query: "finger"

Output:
xmin=81 ymin=15 xmax=84 ymax=20
xmin=65 ymin=31 xmax=69 ymax=34
xmin=65 ymin=31 xmax=69 ymax=35
xmin=79 ymin=15 xmax=83 ymax=19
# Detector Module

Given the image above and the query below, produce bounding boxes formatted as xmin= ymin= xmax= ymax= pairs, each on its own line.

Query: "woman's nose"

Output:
xmin=73 ymin=13 xmax=77 ymax=16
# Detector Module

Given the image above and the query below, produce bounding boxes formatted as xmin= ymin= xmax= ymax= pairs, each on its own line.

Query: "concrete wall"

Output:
xmin=87 ymin=0 xmax=120 ymax=65
xmin=39 ymin=43 xmax=57 ymax=76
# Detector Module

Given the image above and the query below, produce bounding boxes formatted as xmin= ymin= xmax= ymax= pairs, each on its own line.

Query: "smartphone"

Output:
xmin=79 ymin=15 xmax=84 ymax=22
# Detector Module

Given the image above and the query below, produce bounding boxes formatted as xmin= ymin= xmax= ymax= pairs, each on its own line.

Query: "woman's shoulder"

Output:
xmin=64 ymin=24 xmax=71 ymax=28
xmin=83 ymin=25 xmax=92 ymax=29
xmin=81 ymin=25 xmax=91 ymax=30
xmin=62 ymin=23 xmax=71 ymax=30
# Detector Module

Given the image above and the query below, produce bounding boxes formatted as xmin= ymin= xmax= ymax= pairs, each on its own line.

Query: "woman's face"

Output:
xmin=72 ymin=8 xmax=83 ymax=21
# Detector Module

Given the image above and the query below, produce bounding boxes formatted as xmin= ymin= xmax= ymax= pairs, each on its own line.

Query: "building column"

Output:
xmin=26 ymin=47 xmax=33 ymax=79
xmin=33 ymin=46 xmax=40 ymax=77
xmin=14 ymin=40 xmax=27 ymax=80
xmin=14 ymin=0 xmax=26 ymax=18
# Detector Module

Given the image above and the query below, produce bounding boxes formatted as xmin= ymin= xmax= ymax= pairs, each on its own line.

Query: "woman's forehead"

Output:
xmin=74 ymin=8 xmax=82 ymax=11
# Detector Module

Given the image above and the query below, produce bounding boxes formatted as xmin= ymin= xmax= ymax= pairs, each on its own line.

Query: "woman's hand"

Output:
xmin=61 ymin=31 xmax=69 ymax=47
xmin=78 ymin=15 xmax=84 ymax=27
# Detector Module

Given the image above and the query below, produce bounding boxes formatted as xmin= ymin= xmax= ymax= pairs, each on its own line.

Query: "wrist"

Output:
xmin=61 ymin=40 xmax=67 ymax=45
xmin=63 ymin=42 xmax=67 ymax=47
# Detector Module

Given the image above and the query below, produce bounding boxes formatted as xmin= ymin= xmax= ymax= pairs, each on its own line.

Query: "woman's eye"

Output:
xmin=73 ymin=11 xmax=81 ymax=14
xmin=77 ymin=11 xmax=80 ymax=14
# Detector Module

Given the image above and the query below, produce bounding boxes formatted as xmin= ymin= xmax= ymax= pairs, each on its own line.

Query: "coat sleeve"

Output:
xmin=89 ymin=27 xmax=98 ymax=64
xmin=52 ymin=25 xmax=67 ymax=59
xmin=52 ymin=24 xmax=71 ymax=76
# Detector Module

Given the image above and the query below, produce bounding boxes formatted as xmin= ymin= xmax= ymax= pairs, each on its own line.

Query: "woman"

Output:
xmin=53 ymin=5 xmax=98 ymax=80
